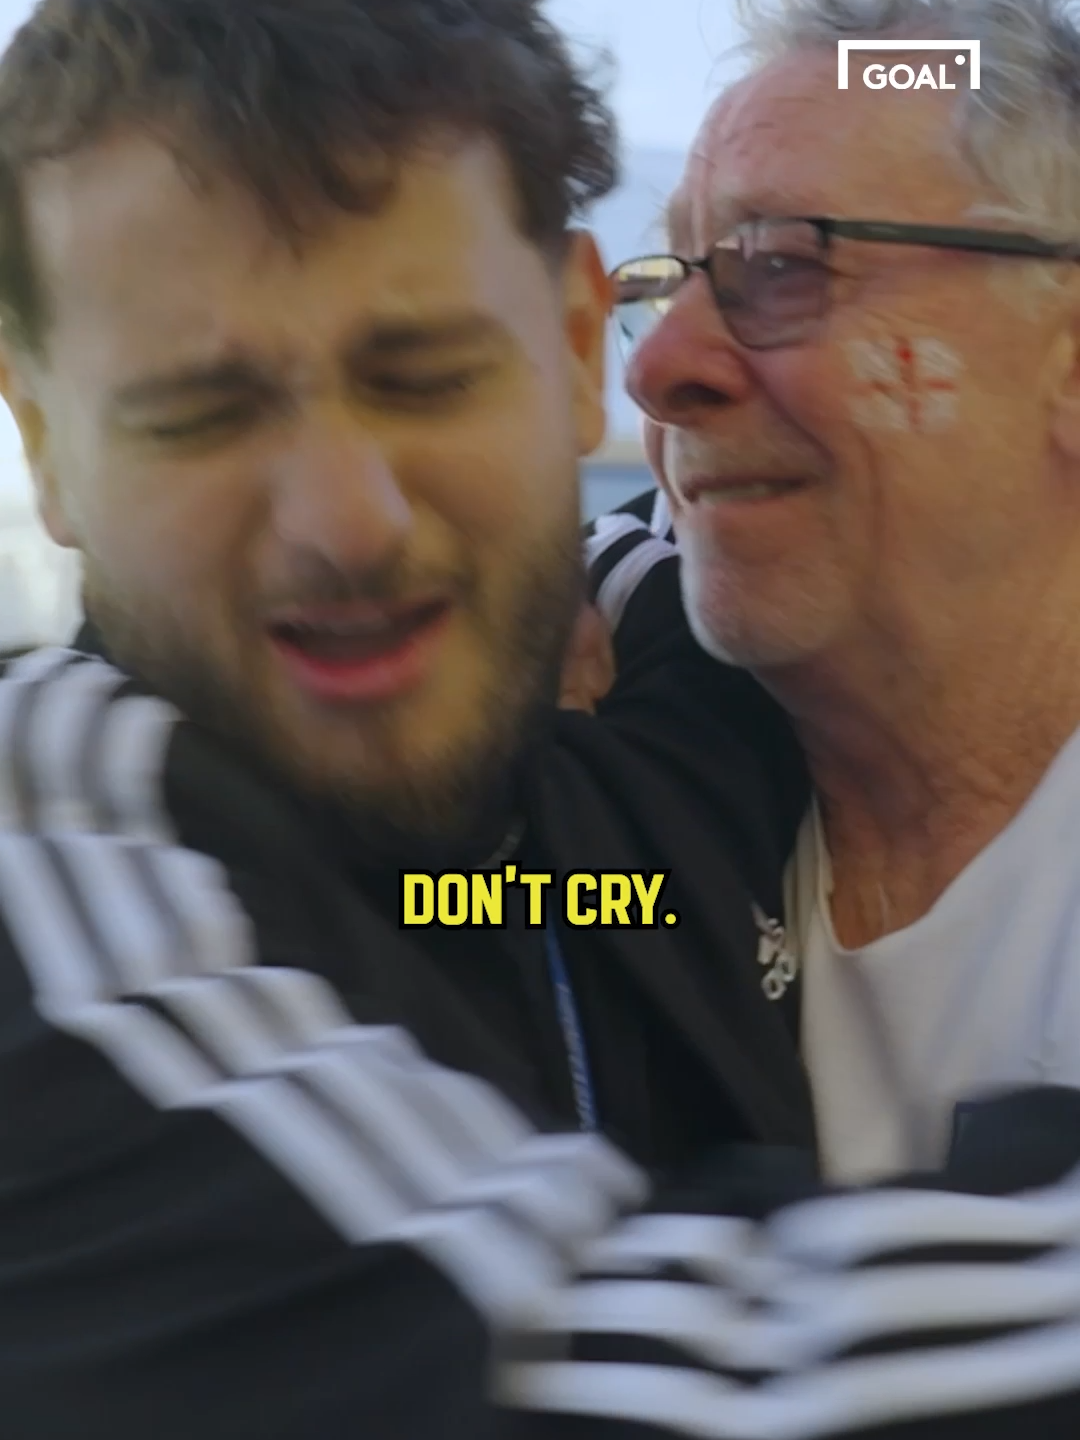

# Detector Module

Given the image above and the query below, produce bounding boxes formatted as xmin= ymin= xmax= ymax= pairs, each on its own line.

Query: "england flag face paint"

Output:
xmin=845 ymin=336 xmax=965 ymax=434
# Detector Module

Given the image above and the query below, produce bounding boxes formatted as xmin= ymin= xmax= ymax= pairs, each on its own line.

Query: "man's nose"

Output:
xmin=625 ymin=278 xmax=754 ymax=426
xmin=269 ymin=421 xmax=413 ymax=569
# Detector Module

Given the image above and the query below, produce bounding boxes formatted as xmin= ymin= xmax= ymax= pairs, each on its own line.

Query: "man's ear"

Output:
xmin=562 ymin=229 xmax=611 ymax=459
xmin=0 ymin=350 xmax=75 ymax=548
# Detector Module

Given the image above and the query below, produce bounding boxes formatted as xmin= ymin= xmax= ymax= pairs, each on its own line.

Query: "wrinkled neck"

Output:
xmin=759 ymin=580 xmax=1080 ymax=943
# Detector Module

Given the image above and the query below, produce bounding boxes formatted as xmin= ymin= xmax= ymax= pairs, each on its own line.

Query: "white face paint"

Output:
xmin=845 ymin=336 xmax=965 ymax=434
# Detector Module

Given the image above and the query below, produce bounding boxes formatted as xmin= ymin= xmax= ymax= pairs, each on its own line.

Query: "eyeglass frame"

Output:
xmin=610 ymin=217 xmax=1080 ymax=352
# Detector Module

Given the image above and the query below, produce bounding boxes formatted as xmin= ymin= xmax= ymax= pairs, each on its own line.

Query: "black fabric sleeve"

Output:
xmin=583 ymin=493 xmax=680 ymax=689
xmin=500 ymin=1086 xmax=1080 ymax=1440
xmin=0 ymin=647 xmax=644 ymax=1440
xmin=4 ymin=652 xmax=1079 ymax=1440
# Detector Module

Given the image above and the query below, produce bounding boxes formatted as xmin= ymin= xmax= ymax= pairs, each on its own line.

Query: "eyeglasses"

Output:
xmin=610 ymin=217 xmax=1080 ymax=355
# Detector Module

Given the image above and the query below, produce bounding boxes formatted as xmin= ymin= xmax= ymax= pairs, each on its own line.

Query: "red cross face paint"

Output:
xmin=845 ymin=336 xmax=965 ymax=433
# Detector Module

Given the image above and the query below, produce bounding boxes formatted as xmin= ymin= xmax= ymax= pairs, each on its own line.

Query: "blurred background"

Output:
xmin=0 ymin=0 xmax=744 ymax=650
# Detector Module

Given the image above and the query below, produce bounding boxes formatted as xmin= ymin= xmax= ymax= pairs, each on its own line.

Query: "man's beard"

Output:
xmin=83 ymin=511 xmax=584 ymax=857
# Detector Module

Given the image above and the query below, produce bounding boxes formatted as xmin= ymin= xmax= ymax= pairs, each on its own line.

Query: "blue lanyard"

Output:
xmin=543 ymin=927 xmax=599 ymax=1133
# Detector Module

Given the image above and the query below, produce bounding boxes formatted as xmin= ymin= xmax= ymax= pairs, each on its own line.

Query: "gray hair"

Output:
xmin=734 ymin=0 xmax=1080 ymax=241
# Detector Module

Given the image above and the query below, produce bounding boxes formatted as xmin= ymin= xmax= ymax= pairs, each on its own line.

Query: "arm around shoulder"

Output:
xmin=0 ymin=648 xmax=643 ymax=1439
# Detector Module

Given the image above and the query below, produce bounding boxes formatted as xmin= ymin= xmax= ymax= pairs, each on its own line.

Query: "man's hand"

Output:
xmin=558 ymin=602 xmax=615 ymax=714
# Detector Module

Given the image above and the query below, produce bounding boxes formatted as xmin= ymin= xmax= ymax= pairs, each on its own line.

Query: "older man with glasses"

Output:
xmin=498 ymin=2 xmax=1080 ymax=1435
xmin=586 ymin=0 xmax=1080 ymax=1191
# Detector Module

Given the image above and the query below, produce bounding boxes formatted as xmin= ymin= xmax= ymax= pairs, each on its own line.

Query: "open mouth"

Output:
xmin=268 ymin=598 xmax=451 ymax=702
xmin=271 ymin=600 xmax=448 ymax=662
xmin=682 ymin=474 xmax=809 ymax=505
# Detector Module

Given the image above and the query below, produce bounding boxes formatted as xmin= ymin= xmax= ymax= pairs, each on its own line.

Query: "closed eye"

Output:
xmin=141 ymin=403 xmax=258 ymax=442
xmin=365 ymin=367 xmax=491 ymax=406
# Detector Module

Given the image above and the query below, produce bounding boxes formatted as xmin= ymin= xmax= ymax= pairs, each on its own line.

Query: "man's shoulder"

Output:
xmin=0 ymin=643 xmax=309 ymax=847
xmin=0 ymin=643 xmax=181 ymax=798
xmin=0 ymin=646 xmax=320 ymax=976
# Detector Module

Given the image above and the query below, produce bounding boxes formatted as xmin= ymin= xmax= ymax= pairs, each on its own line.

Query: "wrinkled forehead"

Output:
xmin=666 ymin=50 xmax=981 ymax=248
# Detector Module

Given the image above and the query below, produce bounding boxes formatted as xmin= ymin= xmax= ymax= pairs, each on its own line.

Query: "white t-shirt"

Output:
xmin=786 ymin=723 xmax=1080 ymax=1184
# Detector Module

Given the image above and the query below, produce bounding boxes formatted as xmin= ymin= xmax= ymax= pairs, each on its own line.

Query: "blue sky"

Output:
xmin=0 ymin=0 xmax=744 ymax=498
xmin=545 ymin=0 xmax=742 ymax=151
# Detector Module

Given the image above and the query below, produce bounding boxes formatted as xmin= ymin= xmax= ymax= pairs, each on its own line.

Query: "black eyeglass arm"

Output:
xmin=812 ymin=217 xmax=1079 ymax=261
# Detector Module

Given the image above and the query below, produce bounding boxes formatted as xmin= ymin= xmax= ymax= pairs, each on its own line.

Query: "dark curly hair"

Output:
xmin=0 ymin=0 xmax=620 ymax=355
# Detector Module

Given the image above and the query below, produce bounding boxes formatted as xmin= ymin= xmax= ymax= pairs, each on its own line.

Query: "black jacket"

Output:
xmin=0 ymin=528 xmax=813 ymax=1438
xmin=502 ymin=1083 xmax=1080 ymax=1440
xmin=1 ymin=516 xmax=1079 ymax=1439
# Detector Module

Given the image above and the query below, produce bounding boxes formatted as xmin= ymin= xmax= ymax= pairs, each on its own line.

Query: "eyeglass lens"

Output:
xmin=612 ymin=220 xmax=831 ymax=354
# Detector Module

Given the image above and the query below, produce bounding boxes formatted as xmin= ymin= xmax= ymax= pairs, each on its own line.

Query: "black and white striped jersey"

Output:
xmin=0 ymin=609 xmax=813 ymax=1437
xmin=530 ymin=489 xmax=1080 ymax=1440
xmin=1 ymin=624 xmax=1080 ymax=1436
xmin=501 ymin=1085 xmax=1080 ymax=1440
xmin=0 ymin=646 xmax=647 ymax=1438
